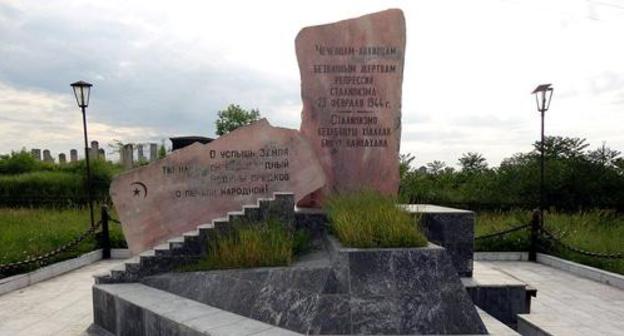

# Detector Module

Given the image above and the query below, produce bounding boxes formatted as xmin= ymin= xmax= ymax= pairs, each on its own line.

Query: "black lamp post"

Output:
xmin=71 ymin=80 xmax=95 ymax=228
xmin=530 ymin=83 xmax=554 ymax=261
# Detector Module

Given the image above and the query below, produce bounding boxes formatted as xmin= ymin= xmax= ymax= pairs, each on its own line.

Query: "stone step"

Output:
xmin=183 ymin=230 xmax=199 ymax=238
xmin=153 ymin=243 xmax=171 ymax=256
xmin=98 ymin=192 xmax=295 ymax=285
xmin=517 ymin=314 xmax=552 ymax=336
xmin=92 ymin=280 xmax=518 ymax=335
xmin=92 ymin=283 xmax=300 ymax=336
xmin=197 ymin=223 xmax=214 ymax=230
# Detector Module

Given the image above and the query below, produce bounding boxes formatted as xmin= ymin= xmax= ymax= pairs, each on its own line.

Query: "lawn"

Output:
xmin=0 ymin=206 xmax=126 ymax=277
xmin=475 ymin=210 xmax=624 ymax=275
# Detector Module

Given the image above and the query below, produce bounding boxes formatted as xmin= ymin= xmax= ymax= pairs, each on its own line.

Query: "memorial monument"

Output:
xmin=111 ymin=119 xmax=325 ymax=253
xmin=297 ymin=9 xmax=404 ymax=206
xmin=88 ymin=9 xmax=519 ymax=336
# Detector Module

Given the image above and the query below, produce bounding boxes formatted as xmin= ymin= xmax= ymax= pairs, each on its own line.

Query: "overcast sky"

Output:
xmin=1 ymin=0 xmax=623 ymax=168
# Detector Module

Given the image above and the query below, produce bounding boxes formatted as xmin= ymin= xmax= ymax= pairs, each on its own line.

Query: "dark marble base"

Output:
xmin=296 ymin=204 xmax=476 ymax=277
xmin=141 ymin=236 xmax=487 ymax=335
xmin=465 ymin=283 xmax=532 ymax=329
xmin=406 ymin=205 xmax=476 ymax=278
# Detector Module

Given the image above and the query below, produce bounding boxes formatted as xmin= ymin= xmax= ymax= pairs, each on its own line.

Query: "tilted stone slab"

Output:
xmin=110 ymin=119 xmax=325 ymax=254
xmin=296 ymin=9 xmax=405 ymax=206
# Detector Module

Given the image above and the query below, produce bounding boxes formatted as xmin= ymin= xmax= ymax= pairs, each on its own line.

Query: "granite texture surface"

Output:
xmin=420 ymin=210 xmax=475 ymax=277
xmin=142 ymin=237 xmax=487 ymax=335
xmin=297 ymin=204 xmax=476 ymax=277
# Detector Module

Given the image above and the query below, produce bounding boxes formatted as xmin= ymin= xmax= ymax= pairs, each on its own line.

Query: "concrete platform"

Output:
xmin=463 ymin=262 xmax=534 ymax=328
xmin=0 ymin=259 xmax=122 ymax=336
xmin=90 ymin=282 xmax=517 ymax=336
xmin=3 ymin=255 xmax=624 ymax=336
xmin=135 ymin=238 xmax=487 ymax=335
xmin=482 ymin=261 xmax=624 ymax=336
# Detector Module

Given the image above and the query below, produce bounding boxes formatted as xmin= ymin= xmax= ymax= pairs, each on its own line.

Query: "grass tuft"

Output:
xmin=179 ymin=219 xmax=300 ymax=271
xmin=325 ymin=191 xmax=427 ymax=248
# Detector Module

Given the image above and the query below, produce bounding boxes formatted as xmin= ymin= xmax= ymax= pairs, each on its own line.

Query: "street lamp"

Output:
xmin=530 ymin=83 xmax=554 ymax=261
xmin=71 ymin=80 xmax=95 ymax=228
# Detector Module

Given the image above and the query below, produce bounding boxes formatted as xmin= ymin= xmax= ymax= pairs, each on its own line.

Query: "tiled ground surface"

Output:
xmin=483 ymin=261 xmax=624 ymax=336
xmin=0 ymin=260 xmax=121 ymax=336
xmin=1 ymin=259 xmax=623 ymax=336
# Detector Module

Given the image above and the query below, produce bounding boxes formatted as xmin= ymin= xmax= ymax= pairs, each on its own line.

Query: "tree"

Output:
xmin=458 ymin=152 xmax=488 ymax=173
xmin=587 ymin=143 xmax=621 ymax=167
xmin=426 ymin=160 xmax=447 ymax=175
xmin=215 ymin=104 xmax=260 ymax=136
xmin=399 ymin=153 xmax=415 ymax=179
xmin=158 ymin=142 xmax=167 ymax=159
xmin=533 ymin=136 xmax=589 ymax=159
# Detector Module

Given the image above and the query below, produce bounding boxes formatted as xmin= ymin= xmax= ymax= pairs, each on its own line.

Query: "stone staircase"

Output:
xmin=95 ymin=192 xmax=295 ymax=284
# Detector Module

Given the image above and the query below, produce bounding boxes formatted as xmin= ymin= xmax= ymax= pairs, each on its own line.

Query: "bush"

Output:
xmin=0 ymin=150 xmax=41 ymax=174
xmin=179 ymin=219 xmax=297 ymax=271
xmin=325 ymin=191 xmax=427 ymax=248
xmin=0 ymin=159 xmax=122 ymax=207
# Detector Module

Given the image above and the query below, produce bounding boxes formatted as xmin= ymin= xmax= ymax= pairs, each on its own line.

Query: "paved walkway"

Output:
xmin=482 ymin=261 xmax=624 ymax=336
xmin=2 ymin=259 xmax=624 ymax=336
xmin=0 ymin=260 xmax=121 ymax=336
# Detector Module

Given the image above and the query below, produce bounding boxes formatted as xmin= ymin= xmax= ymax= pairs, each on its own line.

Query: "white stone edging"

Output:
xmin=111 ymin=248 xmax=131 ymax=259
xmin=474 ymin=251 xmax=529 ymax=262
xmin=0 ymin=248 xmax=130 ymax=296
xmin=474 ymin=251 xmax=624 ymax=290
xmin=536 ymin=253 xmax=624 ymax=290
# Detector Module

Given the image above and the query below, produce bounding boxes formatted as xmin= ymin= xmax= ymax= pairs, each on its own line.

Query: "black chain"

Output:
xmin=0 ymin=220 xmax=102 ymax=272
xmin=541 ymin=228 xmax=624 ymax=259
xmin=475 ymin=223 xmax=530 ymax=240
xmin=109 ymin=217 xmax=121 ymax=224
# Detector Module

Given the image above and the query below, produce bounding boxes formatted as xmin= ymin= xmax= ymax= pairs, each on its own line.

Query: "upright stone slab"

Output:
xmin=137 ymin=144 xmax=145 ymax=162
xmin=110 ymin=119 xmax=326 ymax=254
xmin=297 ymin=9 xmax=405 ymax=206
xmin=31 ymin=148 xmax=41 ymax=161
xmin=58 ymin=153 xmax=66 ymax=164
xmin=121 ymin=144 xmax=134 ymax=169
xmin=149 ymin=143 xmax=158 ymax=162
xmin=70 ymin=149 xmax=78 ymax=162
xmin=42 ymin=149 xmax=53 ymax=163
xmin=90 ymin=141 xmax=99 ymax=162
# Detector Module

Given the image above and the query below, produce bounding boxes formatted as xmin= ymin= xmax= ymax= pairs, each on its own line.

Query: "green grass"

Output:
xmin=0 ymin=206 xmax=127 ymax=277
xmin=0 ymin=159 xmax=122 ymax=207
xmin=325 ymin=191 xmax=427 ymax=248
xmin=476 ymin=210 xmax=624 ymax=275
xmin=179 ymin=219 xmax=302 ymax=272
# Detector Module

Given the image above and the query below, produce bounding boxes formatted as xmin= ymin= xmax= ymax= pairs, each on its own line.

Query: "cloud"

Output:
xmin=0 ymin=81 xmax=159 ymax=159
xmin=0 ymin=1 xmax=304 ymax=155
xmin=0 ymin=0 xmax=623 ymax=169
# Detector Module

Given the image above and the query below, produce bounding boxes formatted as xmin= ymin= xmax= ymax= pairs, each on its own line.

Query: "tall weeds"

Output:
xmin=325 ymin=191 xmax=427 ymax=248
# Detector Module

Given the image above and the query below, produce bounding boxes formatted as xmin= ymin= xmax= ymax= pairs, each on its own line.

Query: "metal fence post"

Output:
xmin=529 ymin=209 xmax=540 ymax=262
xmin=101 ymin=205 xmax=111 ymax=259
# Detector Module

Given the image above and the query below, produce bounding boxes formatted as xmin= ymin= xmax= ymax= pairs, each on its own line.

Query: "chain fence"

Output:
xmin=541 ymin=228 xmax=624 ymax=259
xmin=475 ymin=217 xmax=624 ymax=260
xmin=0 ymin=220 xmax=102 ymax=274
xmin=474 ymin=223 xmax=531 ymax=241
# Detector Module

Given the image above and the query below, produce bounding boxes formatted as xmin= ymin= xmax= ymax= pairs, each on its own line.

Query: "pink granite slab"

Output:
xmin=110 ymin=119 xmax=326 ymax=254
xmin=296 ymin=9 xmax=405 ymax=206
